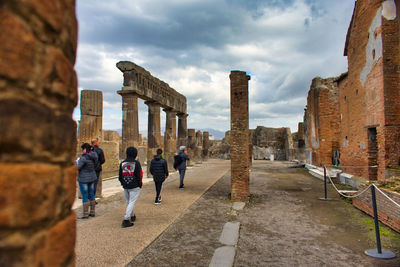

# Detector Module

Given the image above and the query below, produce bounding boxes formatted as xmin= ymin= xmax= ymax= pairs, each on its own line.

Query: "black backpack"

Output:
xmin=173 ymin=154 xmax=183 ymax=169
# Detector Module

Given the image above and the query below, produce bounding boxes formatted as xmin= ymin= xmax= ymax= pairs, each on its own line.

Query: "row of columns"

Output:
xmin=118 ymin=91 xmax=189 ymax=176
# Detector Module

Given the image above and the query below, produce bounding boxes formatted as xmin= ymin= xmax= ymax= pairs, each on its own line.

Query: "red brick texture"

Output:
xmin=0 ymin=1 xmax=78 ymax=266
xmin=304 ymin=77 xmax=341 ymax=167
xmin=353 ymin=185 xmax=400 ymax=233
xmin=339 ymin=0 xmax=400 ymax=181
xmin=230 ymin=71 xmax=251 ymax=201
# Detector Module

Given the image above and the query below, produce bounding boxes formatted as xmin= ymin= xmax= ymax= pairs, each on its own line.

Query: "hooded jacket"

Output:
xmin=119 ymin=147 xmax=143 ymax=189
xmin=150 ymin=154 xmax=169 ymax=181
xmin=77 ymin=151 xmax=98 ymax=183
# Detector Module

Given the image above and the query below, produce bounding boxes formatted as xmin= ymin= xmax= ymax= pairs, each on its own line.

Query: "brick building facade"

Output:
xmin=303 ymin=77 xmax=341 ymax=167
xmin=339 ymin=0 xmax=400 ymax=181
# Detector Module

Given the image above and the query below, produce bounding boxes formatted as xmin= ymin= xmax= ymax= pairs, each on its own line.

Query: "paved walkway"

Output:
xmin=75 ymin=159 xmax=230 ymax=267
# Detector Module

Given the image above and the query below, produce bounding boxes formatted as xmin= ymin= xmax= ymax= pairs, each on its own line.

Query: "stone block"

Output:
xmin=0 ymin=163 xmax=63 ymax=227
xmin=0 ymin=99 xmax=77 ymax=164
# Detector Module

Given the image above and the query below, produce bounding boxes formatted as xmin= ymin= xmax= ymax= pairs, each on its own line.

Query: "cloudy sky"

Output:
xmin=74 ymin=0 xmax=355 ymax=135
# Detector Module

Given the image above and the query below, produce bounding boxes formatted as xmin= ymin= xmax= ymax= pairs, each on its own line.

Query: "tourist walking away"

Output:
xmin=174 ymin=146 xmax=190 ymax=189
xmin=150 ymin=148 xmax=169 ymax=205
xmin=77 ymin=143 xmax=98 ymax=219
xmin=91 ymin=138 xmax=105 ymax=198
xmin=119 ymin=146 xmax=143 ymax=228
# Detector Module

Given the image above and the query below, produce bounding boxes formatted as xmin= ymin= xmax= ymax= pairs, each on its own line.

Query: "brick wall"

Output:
xmin=0 ymin=1 xmax=78 ymax=266
xmin=304 ymin=77 xmax=340 ymax=167
xmin=353 ymin=185 xmax=400 ymax=233
xmin=340 ymin=0 xmax=400 ymax=181
xmin=230 ymin=71 xmax=250 ymax=201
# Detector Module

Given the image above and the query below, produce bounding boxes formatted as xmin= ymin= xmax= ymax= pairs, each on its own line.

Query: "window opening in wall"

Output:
xmin=367 ymin=128 xmax=378 ymax=180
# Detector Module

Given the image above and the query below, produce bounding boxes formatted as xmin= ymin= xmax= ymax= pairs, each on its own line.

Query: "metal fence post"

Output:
xmin=319 ymin=166 xmax=332 ymax=201
xmin=365 ymin=185 xmax=396 ymax=259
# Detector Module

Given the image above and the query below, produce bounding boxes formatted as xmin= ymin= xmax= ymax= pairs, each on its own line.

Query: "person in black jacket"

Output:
xmin=150 ymin=148 xmax=169 ymax=205
xmin=119 ymin=146 xmax=143 ymax=228
xmin=91 ymin=138 xmax=105 ymax=197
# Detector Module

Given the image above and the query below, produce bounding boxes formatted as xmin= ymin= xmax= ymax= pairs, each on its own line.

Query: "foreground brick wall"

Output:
xmin=340 ymin=0 xmax=400 ymax=181
xmin=230 ymin=71 xmax=250 ymax=201
xmin=304 ymin=77 xmax=340 ymax=166
xmin=0 ymin=1 xmax=78 ymax=266
xmin=353 ymin=185 xmax=400 ymax=233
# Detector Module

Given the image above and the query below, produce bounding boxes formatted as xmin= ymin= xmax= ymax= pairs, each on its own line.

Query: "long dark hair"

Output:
xmin=81 ymin=143 xmax=93 ymax=153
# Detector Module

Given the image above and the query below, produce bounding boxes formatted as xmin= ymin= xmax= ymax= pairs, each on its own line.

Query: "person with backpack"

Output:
xmin=150 ymin=148 xmax=169 ymax=205
xmin=118 ymin=146 xmax=143 ymax=228
xmin=77 ymin=143 xmax=98 ymax=219
xmin=174 ymin=146 xmax=190 ymax=189
xmin=91 ymin=138 xmax=105 ymax=198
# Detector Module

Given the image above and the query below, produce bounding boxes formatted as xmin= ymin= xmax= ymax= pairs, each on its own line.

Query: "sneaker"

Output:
xmin=158 ymin=196 xmax=162 ymax=202
xmin=130 ymin=215 xmax=136 ymax=222
xmin=179 ymin=185 xmax=184 ymax=189
xmin=154 ymin=200 xmax=161 ymax=205
xmin=121 ymin=219 xmax=133 ymax=228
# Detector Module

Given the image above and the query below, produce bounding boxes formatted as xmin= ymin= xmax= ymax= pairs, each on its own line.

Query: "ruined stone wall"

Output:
xmin=0 ymin=1 xmax=78 ymax=265
xmin=340 ymin=0 xmax=400 ymax=181
xmin=78 ymin=90 xmax=102 ymax=143
xmin=230 ymin=71 xmax=250 ymax=201
xmin=251 ymin=126 xmax=287 ymax=160
xmin=304 ymin=76 xmax=340 ymax=167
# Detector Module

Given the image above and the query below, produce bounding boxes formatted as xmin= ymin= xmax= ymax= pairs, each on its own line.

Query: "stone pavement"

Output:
xmin=75 ymin=159 xmax=230 ymax=267
xmin=129 ymin=160 xmax=400 ymax=267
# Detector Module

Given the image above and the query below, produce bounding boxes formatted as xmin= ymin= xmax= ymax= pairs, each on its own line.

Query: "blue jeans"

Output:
xmin=179 ymin=169 xmax=186 ymax=187
xmin=79 ymin=181 xmax=95 ymax=203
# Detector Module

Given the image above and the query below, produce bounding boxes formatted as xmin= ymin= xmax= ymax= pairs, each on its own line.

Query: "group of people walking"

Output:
xmin=77 ymin=141 xmax=190 ymax=228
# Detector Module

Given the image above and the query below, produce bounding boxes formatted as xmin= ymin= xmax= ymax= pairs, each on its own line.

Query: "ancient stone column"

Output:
xmin=230 ymin=70 xmax=250 ymax=202
xmin=0 ymin=1 xmax=78 ymax=265
xmin=118 ymin=91 xmax=139 ymax=158
xmin=187 ymin=128 xmax=196 ymax=166
xmin=164 ymin=108 xmax=177 ymax=170
xmin=202 ymin=131 xmax=210 ymax=160
xmin=78 ymin=90 xmax=103 ymax=143
xmin=195 ymin=130 xmax=203 ymax=163
xmin=146 ymin=101 xmax=162 ymax=177
xmin=177 ymin=113 xmax=188 ymax=148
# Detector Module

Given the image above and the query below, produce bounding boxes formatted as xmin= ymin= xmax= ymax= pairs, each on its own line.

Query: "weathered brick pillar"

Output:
xmin=230 ymin=70 xmax=250 ymax=201
xmin=146 ymin=101 xmax=161 ymax=177
xmin=0 ymin=1 xmax=78 ymax=266
xmin=164 ymin=108 xmax=177 ymax=170
xmin=78 ymin=90 xmax=103 ymax=143
xmin=177 ymin=113 xmax=188 ymax=148
xmin=187 ymin=128 xmax=196 ymax=166
xmin=118 ymin=91 xmax=139 ymax=158
xmin=195 ymin=130 xmax=203 ymax=163
xmin=202 ymin=131 xmax=210 ymax=160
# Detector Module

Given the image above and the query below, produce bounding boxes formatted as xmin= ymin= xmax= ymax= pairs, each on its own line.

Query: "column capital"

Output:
xmin=163 ymin=107 xmax=176 ymax=113
xmin=177 ymin=112 xmax=188 ymax=118
xmin=117 ymin=89 xmax=139 ymax=97
xmin=144 ymin=100 xmax=162 ymax=107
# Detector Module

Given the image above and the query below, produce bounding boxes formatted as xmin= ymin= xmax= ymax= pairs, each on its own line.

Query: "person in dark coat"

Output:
xmin=77 ymin=143 xmax=98 ymax=218
xmin=119 ymin=146 xmax=143 ymax=228
xmin=91 ymin=138 xmax=105 ymax=197
xmin=150 ymin=148 xmax=169 ymax=205
xmin=176 ymin=146 xmax=190 ymax=189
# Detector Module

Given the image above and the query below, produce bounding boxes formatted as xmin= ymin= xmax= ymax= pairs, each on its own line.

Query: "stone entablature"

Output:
xmin=117 ymin=61 xmax=186 ymax=114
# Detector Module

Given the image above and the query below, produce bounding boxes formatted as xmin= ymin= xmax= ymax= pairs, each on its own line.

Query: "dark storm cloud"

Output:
xmin=75 ymin=0 xmax=355 ymax=132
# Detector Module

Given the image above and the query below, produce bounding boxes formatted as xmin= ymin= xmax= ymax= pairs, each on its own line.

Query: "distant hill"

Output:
xmin=112 ymin=128 xmax=226 ymax=140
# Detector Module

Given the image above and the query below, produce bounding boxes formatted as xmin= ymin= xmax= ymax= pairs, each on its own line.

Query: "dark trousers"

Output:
xmin=179 ymin=169 xmax=186 ymax=187
xmin=93 ymin=171 xmax=101 ymax=196
xmin=154 ymin=179 xmax=164 ymax=201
